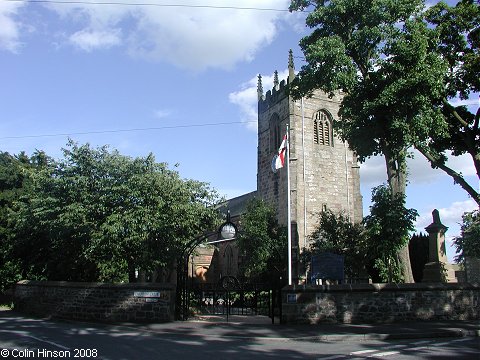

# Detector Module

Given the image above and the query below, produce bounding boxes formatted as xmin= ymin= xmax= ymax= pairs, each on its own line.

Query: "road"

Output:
xmin=0 ymin=310 xmax=478 ymax=359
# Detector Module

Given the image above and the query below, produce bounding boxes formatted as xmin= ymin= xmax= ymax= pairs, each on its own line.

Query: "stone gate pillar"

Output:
xmin=422 ymin=209 xmax=457 ymax=283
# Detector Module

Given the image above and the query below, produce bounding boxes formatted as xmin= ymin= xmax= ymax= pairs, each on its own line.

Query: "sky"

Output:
xmin=1 ymin=0 xmax=478 ymax=262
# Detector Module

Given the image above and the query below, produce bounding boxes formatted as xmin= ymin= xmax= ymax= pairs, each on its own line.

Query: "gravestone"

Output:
xmin=422 ymin=209 xmax=458 ymax=283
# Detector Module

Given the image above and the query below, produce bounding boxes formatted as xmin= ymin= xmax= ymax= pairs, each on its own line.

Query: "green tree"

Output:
xmin=0 ymin=152 xmax=25 ymax=292
xmin=236 ymin=199 xmax=287 ymax=285
xmin=288 ymin=0 xmax=432 ymax=282
xmin=454 ymin=210 xmax=480 ymax=263
xmin=289 ymin=0 xmax=479 ymax=208
xmin=363 ymin=185 xmax=418 ymax=282
xmin=0 ymin=150 xmax=52 ymax=292
xmin=307 ymin=209 xmax=368 ymax=278
xmin=413 ymin=0 xmax=480 ymax=207
xmin=10 ymin=141 xmax=220 ymax=283
xmin=288 ymin=0 xmax=480 ymax=280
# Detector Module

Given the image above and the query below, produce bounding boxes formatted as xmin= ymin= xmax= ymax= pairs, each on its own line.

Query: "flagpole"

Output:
xmin=286 ymin=124 xmax=292 ymax=286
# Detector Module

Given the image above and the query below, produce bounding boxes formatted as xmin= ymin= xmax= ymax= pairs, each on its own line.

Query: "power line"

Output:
xmin=0 ymin=120 xmax=257 ymax=140
xmin=3 ymin=0 xmax=300 ymax=12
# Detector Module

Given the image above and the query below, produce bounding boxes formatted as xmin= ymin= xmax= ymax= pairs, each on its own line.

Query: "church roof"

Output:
xmin=217 ymin=191 xmax=257 ymax=219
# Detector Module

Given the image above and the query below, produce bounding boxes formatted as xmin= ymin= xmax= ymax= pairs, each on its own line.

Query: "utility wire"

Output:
xmin=3 ymin=0 xmax=301 ymax=12
xmin=0 ymin=120 xmax=257 ymax=140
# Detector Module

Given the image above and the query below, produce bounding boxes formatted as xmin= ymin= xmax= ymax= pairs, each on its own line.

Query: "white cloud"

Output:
xmin=229 ymin=69 xmax=290 ymax=132
xmin=126 ymin=1 xmax=285 ymax=71
xmin=407 ymin=149 xmax=477 ymax=185
xmin=359 ymin=156 xmax=387 ymax=187
xmin=359 ymin=149 xmax=477 ymax=188
xmin=153 ymin=109 xmax=172 ymax=119
xmin=449 ymin=97 xmax=479 ymax=108
xmin=69 ymin=28 xmax=121 ymax=51
xmin=0 ymin=1 xmax=25 ymax=52
xmin=415 ymin=199 xmax=477 ymax=231
xmin=228 ymin=76 xmax=258 ymax=131
xmin=40 ymin=0 xmax=293 ymax=70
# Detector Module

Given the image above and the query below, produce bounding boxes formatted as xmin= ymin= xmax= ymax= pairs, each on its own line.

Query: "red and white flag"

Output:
xmin=272 ymin=134 xmax=287 ymax=172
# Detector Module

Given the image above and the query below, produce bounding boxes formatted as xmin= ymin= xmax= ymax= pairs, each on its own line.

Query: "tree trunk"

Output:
xmin=384 ymin=148 xmax=415 ymax=283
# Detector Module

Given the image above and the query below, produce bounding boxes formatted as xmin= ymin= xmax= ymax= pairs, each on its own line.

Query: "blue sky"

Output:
xmin=1 ymin=0 xmax=477 ymax=262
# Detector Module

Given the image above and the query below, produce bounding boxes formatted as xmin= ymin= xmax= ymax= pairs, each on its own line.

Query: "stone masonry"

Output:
xmin=14 ymin=280 xmax=175 ymax=323
xmin=282 ymin=282 xmax=479 ymax=324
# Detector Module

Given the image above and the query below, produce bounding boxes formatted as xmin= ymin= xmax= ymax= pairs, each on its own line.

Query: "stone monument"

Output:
xmin=422 ymin=209 xmax=458 ymax=283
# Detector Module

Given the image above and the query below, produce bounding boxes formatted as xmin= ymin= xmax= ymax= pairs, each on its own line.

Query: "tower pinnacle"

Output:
xmin=273 ymin=70 xmax=279 ymax=90
xmin=288 ymin=49 xmax=295 ymax=82
xmin=257 ymin=74 xmax=264 ymax=101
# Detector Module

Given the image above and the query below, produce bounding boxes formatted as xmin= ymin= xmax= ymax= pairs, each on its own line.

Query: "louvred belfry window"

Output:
xmin=314 ymin=110 xmax=333 ymax=146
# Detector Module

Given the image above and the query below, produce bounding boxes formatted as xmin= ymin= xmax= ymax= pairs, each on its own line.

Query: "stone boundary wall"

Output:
xmin=282 ymin=282 xmax=479 ymax=324
xmin=14 ymin=280 xmax=175 ymax=323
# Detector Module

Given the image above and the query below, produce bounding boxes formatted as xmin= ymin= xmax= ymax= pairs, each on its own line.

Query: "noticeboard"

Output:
xmin=310 ymin=252 xmax=344 ymax=282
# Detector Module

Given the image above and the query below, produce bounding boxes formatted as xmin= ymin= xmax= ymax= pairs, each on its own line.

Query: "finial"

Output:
xmin=288 ymin=49 xmax=295 ymax=82
xmin=425 ymin=208 xmax=448 ymax=233
xmin=257 ymin=74 xmax=264 ymax=101
xmin=273 ymin=70 xmax=279 ymax=89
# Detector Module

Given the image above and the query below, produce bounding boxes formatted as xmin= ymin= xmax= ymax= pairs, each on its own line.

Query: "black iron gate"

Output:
xmin=191 ymin=276 xmax=281 ymax=318
xmin=174 ymin=216 xmax=283 ymax=322
xmin=177 ymin=274 xmax=282 ymax=322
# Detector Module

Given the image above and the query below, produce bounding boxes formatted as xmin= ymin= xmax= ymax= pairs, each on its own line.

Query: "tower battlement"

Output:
xmin=257 ymin=49 xmax=296 ymax=114
xmin=258 ymin=78 xmax=290 ymax=114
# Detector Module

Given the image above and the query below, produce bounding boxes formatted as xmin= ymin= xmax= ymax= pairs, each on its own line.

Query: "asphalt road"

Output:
xmin=0 ymin=310 xmax=478 ymax=359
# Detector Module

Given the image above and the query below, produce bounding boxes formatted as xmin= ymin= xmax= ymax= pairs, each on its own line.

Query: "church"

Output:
xmin=190 ymin=51 xmax=363 ymax=284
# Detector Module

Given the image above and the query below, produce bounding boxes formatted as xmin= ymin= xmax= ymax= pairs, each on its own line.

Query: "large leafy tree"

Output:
xmin=415 ymin=0 xmax=480 ymax=207
xmin=307 ymin=209 xmax=368 ymax=278
xmin=0 ymin=151 xmax=52 ymax=292
xmin=289 ymin=0 xmax=479 ymax=207
xmin=363 ymin=185 xmax=418 ymax=283
xmin=236 ymin=199 xmax=287 ymax=285
xmin=288 ymin=0 xmax=479 ymax=281
xmin=289 ymin=0 xmax=430 ymax=281
xmin=9 ymin=141 xmax=219 ymax=283
xmin=1 ymin=152 xmax=28 ymax=292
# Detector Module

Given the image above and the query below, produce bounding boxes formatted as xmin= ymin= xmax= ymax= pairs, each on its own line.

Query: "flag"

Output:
xmin=272 ymin=133 xmax=287 ymax=172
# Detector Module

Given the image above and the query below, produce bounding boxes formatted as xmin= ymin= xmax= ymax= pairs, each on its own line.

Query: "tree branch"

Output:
xmin=415 ymin=145 xmax=480 ymax=208
xmin=442 ymin=98 xmax=470 ymax=128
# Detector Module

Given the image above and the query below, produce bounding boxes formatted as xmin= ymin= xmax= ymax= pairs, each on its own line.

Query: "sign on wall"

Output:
xmin=310 ymin=252 xmax=345 ymax=283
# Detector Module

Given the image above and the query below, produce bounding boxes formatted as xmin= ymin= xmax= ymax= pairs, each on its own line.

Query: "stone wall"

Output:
xmin=14 ymin=280 xmax=175 ymax=323
xmin=282 ymin=283 xmax=479 ymax=324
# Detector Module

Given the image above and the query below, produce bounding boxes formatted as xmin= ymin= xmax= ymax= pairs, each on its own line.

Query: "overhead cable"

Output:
xmin=3 ymin=0 xmax=300 ymax=12
xmin=0 ymin=120 xmax=257 ymax=140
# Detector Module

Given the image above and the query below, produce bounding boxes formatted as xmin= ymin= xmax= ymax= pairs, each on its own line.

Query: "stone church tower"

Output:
xmin=256 ymin=51 xmax=363 ymax=280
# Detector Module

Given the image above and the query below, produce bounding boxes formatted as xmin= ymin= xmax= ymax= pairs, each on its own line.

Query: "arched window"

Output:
xmin=269 ymin=114 xmax=281 ymax=152
xmin=314 ymin=110 xmax=333 ymax=146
